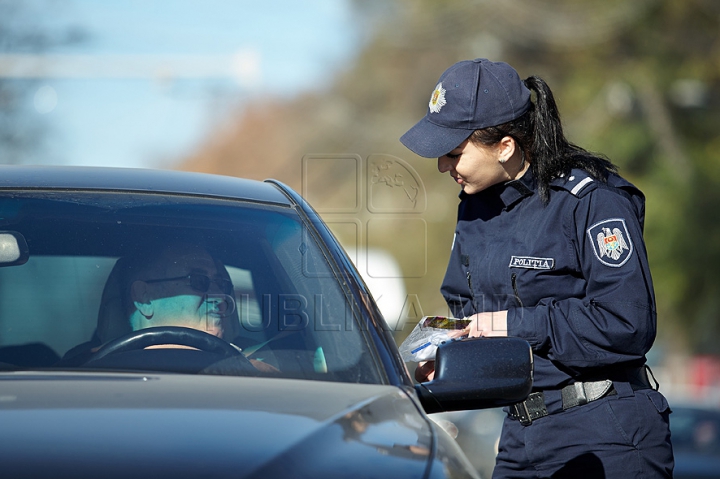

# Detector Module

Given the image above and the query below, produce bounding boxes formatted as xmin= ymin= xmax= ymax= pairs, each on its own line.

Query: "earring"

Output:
xmin=499 ymin=158 xmax=507 ymax=164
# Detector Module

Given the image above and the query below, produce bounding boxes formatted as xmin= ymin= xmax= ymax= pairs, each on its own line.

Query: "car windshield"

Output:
xmin=0 ymin=190 xmax=385 ymax=384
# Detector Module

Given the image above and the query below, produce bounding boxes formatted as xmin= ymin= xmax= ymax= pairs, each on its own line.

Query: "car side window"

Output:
xmin=0 ymin=255 xmax=117 ymax=358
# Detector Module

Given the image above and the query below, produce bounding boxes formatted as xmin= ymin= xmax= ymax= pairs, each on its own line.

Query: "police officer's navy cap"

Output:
xmin=400 ymin=58 xmax=532 ymax=158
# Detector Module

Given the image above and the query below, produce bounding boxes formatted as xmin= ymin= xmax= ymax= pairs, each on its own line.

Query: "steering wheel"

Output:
xmin=85 ymin=326 xmax=247 ymax=365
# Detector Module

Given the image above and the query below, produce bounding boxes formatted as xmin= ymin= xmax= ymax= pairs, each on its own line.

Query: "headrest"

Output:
xmin=96 ymin=256 xmax=134 ymax=344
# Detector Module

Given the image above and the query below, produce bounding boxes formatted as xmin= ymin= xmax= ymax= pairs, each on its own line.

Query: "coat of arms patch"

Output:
xmin=587 ymin=218 xmax=634 ymax=267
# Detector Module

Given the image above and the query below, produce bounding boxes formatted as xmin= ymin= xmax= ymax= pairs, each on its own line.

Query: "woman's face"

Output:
xmin=437 ymin=139 xmax=513 ymax=195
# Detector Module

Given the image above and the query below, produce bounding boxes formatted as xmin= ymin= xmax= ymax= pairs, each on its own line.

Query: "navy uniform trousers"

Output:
xmin=493 ymin=386 xmax=672 ymax=478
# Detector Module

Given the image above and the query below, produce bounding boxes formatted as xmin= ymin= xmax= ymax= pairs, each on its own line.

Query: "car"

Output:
xmin=669 ymin=404 xmax=720 ymax=479
xmin=0 ymin=165 xmax=533 ymax=479
xmin=429 ymin=408 xmax=506 ymax=479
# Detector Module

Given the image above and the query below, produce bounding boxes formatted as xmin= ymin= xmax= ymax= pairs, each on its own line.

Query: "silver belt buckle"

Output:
xmin=573 ymin=382 xmax=588 ymax=406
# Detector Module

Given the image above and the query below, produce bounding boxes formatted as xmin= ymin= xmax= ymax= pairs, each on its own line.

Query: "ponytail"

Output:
xmin=471 ymin=76 xmax=617 ymax=203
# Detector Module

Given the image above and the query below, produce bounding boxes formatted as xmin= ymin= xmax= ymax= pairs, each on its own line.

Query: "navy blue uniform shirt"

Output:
xmin=441 ymin=168 xmax=656 ymax=390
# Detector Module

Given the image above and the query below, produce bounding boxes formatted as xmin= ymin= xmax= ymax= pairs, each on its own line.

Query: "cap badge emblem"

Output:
xmin=429 ymin=82 xmax=446 ymax=113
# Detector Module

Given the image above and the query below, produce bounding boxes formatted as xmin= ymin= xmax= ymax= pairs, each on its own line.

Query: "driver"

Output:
xmin=120 ymin=243 xmax=277 ymax=372
xmin=61 ymin=242 xmax=277 ymax=373
xmin=126 ymin=243 xmax=233 ymax=339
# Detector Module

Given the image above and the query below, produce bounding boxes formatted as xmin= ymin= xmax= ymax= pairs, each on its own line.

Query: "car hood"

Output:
xmin=0 ymin=372 xmax=468 ymax=479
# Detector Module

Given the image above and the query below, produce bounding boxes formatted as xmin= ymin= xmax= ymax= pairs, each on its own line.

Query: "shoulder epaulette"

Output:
xmin=550 ymin=169 xmax=596 ymax=197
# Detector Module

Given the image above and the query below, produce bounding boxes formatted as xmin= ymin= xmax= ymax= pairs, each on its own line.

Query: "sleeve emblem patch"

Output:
xmin=587 ymin=218 xmax=633 ymax=267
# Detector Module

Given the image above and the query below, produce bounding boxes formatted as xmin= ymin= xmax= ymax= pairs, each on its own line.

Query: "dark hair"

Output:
xmin=470 ymin=75 xmax=617 ymax=202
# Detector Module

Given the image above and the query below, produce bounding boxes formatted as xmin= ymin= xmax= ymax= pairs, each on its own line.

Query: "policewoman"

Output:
xmin=401 ymin=59 xmax=674 ymax=478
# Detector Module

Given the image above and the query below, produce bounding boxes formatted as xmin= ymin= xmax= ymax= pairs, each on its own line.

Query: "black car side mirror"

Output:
xmin=414 ymin=337 xmax=533 ymax=414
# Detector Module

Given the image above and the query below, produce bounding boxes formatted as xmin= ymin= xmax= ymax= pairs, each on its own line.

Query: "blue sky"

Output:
xmin=11 ymin=0 xmax=359 ymax=167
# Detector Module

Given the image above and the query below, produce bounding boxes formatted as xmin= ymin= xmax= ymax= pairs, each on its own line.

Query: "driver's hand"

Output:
xmin=249 ymin=359 xmax=280 ymax=373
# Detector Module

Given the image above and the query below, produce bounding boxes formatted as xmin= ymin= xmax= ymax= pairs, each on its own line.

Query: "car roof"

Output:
xmin=0 ymin=165 xmax=292 ymax=206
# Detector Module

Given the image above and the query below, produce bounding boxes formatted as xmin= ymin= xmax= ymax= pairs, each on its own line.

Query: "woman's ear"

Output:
xmin=497 ymin=136 xmax=517 ymax=164
xmin=131 ymin=280 xmax=154 ymax=319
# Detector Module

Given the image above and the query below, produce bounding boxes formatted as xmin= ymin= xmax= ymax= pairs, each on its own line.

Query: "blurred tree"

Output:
xmin=0 ymin=0 xmax=86 ymax=164
xmin=180 ymin=0 xmax=720 ymax=353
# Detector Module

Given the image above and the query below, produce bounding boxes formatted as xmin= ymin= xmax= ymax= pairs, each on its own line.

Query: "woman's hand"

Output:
xmin=413 ymin=312 xmax=508 ymax=383
xmin=463 ymin=311 xmax=508 ymax=337
xmin=415 ymin=360 xmax=435 ymax=382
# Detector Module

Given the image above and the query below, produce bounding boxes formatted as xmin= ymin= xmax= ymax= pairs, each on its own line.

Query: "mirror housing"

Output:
xmin=415 ymin=337 xmax=533 ymax=414
xmin=0 ymin=231 xmax=29 ymax=267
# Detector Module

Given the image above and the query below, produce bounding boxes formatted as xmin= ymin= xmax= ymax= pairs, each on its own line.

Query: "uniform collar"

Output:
xmin=498 ymin=168 xmax=535 ymax=208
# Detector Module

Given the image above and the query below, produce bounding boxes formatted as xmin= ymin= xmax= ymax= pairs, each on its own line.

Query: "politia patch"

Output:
xmin=429 ymin=82 xmax=446 ymax=113
xmin=587 ymin=218 xmax=633 ymax=267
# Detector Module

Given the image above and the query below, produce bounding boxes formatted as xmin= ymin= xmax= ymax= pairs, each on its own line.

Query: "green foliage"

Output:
xmin=343 ymin=0 xmax=720 ymax=352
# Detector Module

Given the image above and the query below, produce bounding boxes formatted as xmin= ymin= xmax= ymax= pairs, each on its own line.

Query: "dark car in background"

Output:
xmin=670 ymin=404 xmax=720 ymax=479
xmin=0 ymin=166 xmax=532 ymax=478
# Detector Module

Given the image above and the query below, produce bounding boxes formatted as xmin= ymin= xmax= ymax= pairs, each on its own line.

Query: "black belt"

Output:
xmin=508 ymin=367 xmax=657 ymax=426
